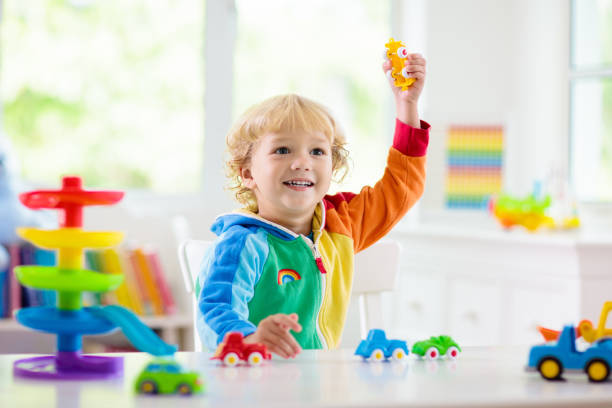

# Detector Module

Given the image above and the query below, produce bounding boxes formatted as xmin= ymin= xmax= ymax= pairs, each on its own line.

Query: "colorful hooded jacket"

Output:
xmin=196 ymin=119 xmax=430 ymax=350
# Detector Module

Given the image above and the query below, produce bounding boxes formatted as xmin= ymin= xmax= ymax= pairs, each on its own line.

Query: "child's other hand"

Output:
xmin=245 ymin=313 xmax=302 ymax=358
xmin=382 ymin=53 xmax=426 ymax=105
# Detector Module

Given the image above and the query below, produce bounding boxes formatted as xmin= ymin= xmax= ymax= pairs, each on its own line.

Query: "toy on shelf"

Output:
xmin=412 ymin=335 xmax=461 ymax=360
xmin=527 ymin=324 xmax=612 ymax=382
xmin=384 ymin=37 xmax=415 ymax=91
xmin=537 ymin=301 xmax=612 ymax=344
xmin=490 ymin=178 xmax=580 ymax=232
xmin=12 ymin=176 xmax=177 ymax=380
xmin=212 ymin=332 xmax=271 ymax=366
xmin=354 ymin=329 xmax=409 ymax=362
xmin=488 ymin=193 xmax=554 ymax=232
xmin=135 ymin=358 xmax=204 ymax=395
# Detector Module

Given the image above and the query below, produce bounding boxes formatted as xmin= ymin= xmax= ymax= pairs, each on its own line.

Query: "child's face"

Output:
xmin=241 ymin=129 xmax=333 ymax=225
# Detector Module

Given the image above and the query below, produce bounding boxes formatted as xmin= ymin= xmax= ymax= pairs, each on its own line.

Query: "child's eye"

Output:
xmin=274 ymin=147 xmax=290 ymax=154
xmin=311 ymin=148 xmax=326 ymax=156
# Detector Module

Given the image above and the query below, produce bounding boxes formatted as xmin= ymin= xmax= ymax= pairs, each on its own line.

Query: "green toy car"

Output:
xmin=412 ymin=335 xmax=461 ymax=360
xmin=134 ymin=359 xmax=204 ymax=396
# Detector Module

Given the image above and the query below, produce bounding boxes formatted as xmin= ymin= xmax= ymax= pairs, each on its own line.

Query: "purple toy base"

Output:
xmin=13 ymin=352 xmax=123 ymax=380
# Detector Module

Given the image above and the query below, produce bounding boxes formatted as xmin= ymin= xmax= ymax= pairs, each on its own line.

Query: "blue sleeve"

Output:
xmin=195 ymin=227 xmax=269 ymax=349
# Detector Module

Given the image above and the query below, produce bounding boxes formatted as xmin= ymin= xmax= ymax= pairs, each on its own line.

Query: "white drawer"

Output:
xmin=448 ymin=279 xmax=502 ymax=346
xmin=507 ymin=285 xmax=577 ymax=345
xmin=392 ymin=271 xmax=445 ymax=340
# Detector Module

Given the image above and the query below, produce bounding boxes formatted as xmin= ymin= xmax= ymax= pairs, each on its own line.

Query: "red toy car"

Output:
xmin=212 ymin=332 xmax=271 ymax=366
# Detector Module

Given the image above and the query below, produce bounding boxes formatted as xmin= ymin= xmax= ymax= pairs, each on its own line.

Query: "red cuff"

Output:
xmin=392 ymin=118 xmax=430 ymax=157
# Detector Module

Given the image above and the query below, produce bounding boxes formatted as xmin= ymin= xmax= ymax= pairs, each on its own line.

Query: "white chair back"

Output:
xmin=353 ymin=240 xmax=400 ymax=338
xmin=177 ymin=240 xmax=213 ymax=351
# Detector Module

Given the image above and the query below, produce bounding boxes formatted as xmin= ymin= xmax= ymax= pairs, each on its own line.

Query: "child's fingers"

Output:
xmin=407 ymin=53 xmax=423 ymax=60
xmin=273 ymin=314 xmax=302 ymax=333
xmin=288 ymin=313 xmax=302 ymax=332
xmin=262 ymin=330 xmax=297 ymax=358
xmin=402 ymin=70 xmax=426 ymax=80
xmin=405 ymin=55 xmax=426 ymax=67
xmin=266 ymin=323 xmax=301 ymax=356
xmin=405 ymin=71 xmax=425 ymax=81
xmin=264 ymin=340 xmax=291 ymax=358
xmin=403 ymin=63 xmax=426 ymax=73
xmin=382 ymin=60 xmax=392 ymax=72
xmin=278 ymin=329 xmax=302 ymax=356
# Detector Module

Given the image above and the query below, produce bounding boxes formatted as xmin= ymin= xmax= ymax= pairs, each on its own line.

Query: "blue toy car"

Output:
xmin=355 ymin=329 xmax=409 ymax=361
xmin=527 ymin=324 xmax=612 ymax=382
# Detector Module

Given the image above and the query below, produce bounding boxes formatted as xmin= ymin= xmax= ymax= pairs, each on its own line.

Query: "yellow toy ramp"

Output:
xmin=17 ymin=228 xmax=124 ymax=249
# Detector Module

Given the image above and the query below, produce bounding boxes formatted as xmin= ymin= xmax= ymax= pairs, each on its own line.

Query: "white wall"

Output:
xmin=420 ymin=0 xmax=570 ymax=213
xmin=76 ymin=1 xmax=577 ymax=325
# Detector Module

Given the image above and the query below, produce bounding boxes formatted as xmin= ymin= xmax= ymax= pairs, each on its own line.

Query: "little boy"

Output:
xmin=196 ymin=54 xmax=429 ymax=358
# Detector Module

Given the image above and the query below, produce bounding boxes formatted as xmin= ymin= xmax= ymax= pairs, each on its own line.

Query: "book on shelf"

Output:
xmin=86 ymin=246 xmax=176 ymax=317
xmin=0 ymin=243 xmax=176 ymax=318
xmin=0 ymin=270 xmax=6 ymax=317
xmin=7 ymin=244 xmax=21 ymax=316
xmin=132 ymin=248 xmax=165 ymax=316
xmin=147 ymin=249 xmax=177 ymax=315
xmin=19 ymin=244 xmax=56 ymax=308
xmin=0 ymin=243 xmax=56 ymax=317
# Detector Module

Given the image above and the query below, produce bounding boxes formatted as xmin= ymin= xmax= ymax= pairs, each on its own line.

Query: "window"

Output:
xmin=234 ymin=0 xmax=391 ymax=193
xmin=162 ymin=363 xmax=180 ymax=373
xmin=1 ymin=1 xmax=205 ymax=193
xmin=145 ymin=364 xmax=161 ymax=372
xmin=570 ymin=0 xmax=612 ymax=202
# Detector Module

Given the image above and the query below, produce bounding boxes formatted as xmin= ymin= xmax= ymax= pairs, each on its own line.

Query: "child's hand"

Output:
xmin=383 ymin=53 xmax=426 ymax=103
xmin=244 ymin=313 xmax=302 ymax=358
xmin=383 ymin=53 xmax=426 ymax=127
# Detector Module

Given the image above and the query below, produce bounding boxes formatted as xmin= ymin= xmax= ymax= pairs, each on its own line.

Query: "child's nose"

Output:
xmin=291 ymin=153 xmax=311 ymax=171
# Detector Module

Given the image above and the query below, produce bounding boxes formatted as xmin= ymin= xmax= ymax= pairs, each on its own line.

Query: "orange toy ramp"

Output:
xmin=537 ymin=326 xmax=561 ymax=342
xmin=537 ymin=324 xmax=583 ymax=342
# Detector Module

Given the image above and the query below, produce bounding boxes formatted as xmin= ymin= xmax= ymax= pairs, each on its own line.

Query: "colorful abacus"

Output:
xmin=445 ymin=125 xmax=504 ymax=210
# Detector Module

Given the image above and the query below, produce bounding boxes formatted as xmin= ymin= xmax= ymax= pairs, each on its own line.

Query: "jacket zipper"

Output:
xmin=303 ymin=232 xmax=328 ymax=350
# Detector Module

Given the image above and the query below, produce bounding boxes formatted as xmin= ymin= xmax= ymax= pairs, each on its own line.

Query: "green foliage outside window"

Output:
xmin=1 ymin=1 xmax=204 ymax=192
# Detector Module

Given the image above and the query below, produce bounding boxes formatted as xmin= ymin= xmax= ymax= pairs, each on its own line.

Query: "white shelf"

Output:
xmin=0 ymin=318 xmax=23 ymax=332
xmin=0 ymin=313 xmax=192 ymax=331
xmin=0 ymin=313 xmax=194 ymax=352
xmin=139 ymin=313 xmax=192 ymax=329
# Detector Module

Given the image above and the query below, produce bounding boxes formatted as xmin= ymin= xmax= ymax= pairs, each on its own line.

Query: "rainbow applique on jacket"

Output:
xmin=277 ymin=269 xmax=301 ymax=285
xmin=195 ymin=119 xmax=430 ymax=351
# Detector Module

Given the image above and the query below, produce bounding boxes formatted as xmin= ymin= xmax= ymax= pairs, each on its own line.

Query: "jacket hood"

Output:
xmin=211 ymin=203 xmax=325 ymax=241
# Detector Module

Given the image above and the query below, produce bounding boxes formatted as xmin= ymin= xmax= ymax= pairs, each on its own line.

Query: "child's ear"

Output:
xmin=240 ymin=167 xmax=256 ymax=189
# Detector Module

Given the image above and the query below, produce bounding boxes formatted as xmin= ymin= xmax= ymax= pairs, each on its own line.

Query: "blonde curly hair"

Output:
xmin=225 ymin=94 xmax=350 ymax=212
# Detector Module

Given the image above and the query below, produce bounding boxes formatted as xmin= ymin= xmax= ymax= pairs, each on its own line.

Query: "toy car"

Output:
xmin=527 ymin=324 xmax=612 ymax=382
xmin=212 ymin=332 xmax=272 ymax=366
xmin=134 ymin=359 xmax=204 ymax=395
xmin=355 ymin=329 xmax=409 ymax=361
xmin=412 ymin=335 xmax=461 ymax=360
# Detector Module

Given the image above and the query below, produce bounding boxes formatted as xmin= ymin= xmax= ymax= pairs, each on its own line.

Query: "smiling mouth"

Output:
xmin=283 ymin=180 xmax=314 ymax=187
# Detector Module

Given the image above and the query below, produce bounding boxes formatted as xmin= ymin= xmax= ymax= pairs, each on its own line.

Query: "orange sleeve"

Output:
xmin=324 ymin=120 xmax=429 ymax=252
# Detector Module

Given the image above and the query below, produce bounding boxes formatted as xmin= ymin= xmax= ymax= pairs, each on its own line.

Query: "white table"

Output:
xmin=2 ymin=347 xmax=612 ymax=407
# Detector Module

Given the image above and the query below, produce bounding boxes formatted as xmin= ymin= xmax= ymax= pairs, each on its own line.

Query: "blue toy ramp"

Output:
xmin=89 ymin=305 xmax=177 ymax=356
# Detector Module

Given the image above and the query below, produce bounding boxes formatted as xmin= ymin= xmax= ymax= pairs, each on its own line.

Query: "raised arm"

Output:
xmin=323 ymin=53 xmax=429 ymax=252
